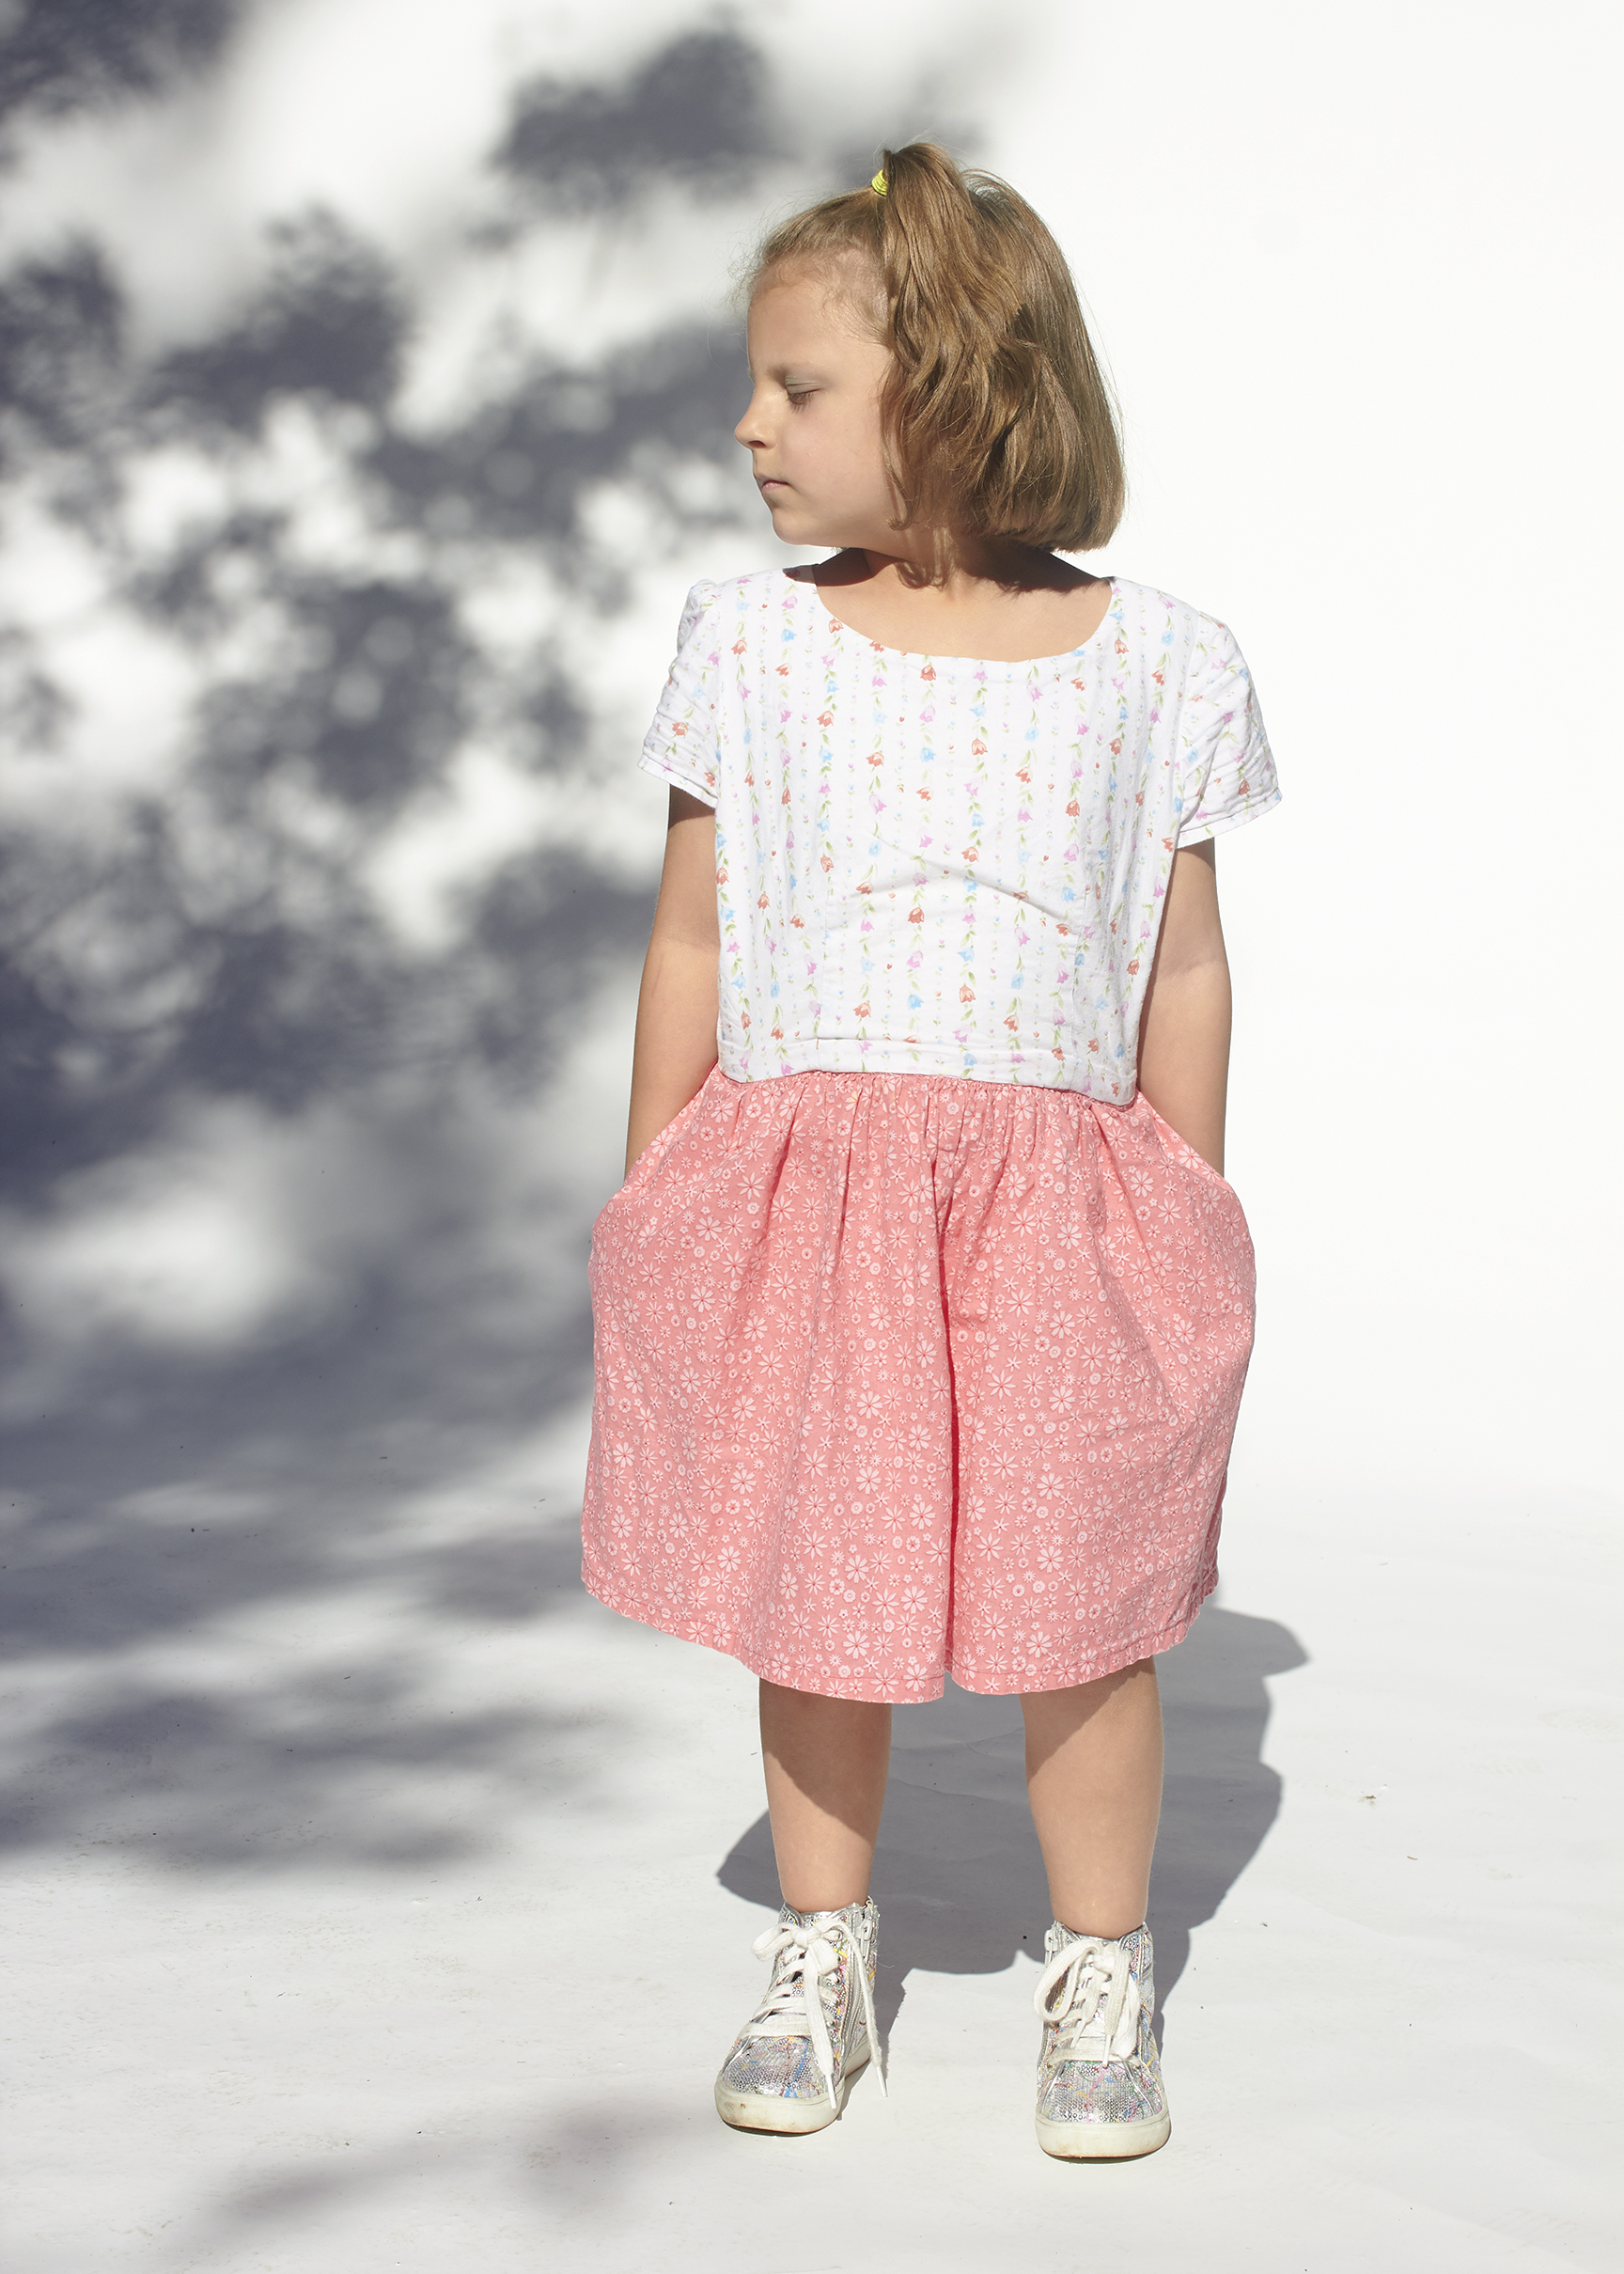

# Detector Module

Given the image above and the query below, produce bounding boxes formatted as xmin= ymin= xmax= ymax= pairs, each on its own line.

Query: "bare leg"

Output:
xmin=1022 ymin=1660 xmax=1164 ymax=1937
xmin=759 ymin=1679 xmax=892 ymax=1913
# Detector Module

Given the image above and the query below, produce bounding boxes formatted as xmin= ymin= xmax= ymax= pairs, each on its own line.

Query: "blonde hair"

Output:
xmin=748 ymin=141 xmax=1124 ymax=554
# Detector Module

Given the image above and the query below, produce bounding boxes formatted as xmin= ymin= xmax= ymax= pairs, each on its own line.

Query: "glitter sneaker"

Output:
xmin=713 ymin=1898 xmax=884 ymax=2133
xmin=1032 ymin=1921 xmax=1171 ymax=2159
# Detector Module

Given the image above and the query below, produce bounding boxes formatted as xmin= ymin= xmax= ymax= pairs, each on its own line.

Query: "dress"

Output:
xmin=581 ymin=572 xmax=1279 ymax=1702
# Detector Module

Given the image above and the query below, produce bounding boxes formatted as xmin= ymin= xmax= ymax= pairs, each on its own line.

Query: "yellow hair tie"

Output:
xmin=870 ymin=169 xmax=887 ymax=196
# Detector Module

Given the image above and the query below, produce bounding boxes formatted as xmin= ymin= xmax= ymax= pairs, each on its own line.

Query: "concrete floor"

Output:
xmin=3 ymin=1403 xmax=1617 ymax=2273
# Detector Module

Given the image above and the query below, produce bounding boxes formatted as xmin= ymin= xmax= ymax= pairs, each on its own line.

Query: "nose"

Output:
xmin=734 ymin=381 xmax=771 ymax=452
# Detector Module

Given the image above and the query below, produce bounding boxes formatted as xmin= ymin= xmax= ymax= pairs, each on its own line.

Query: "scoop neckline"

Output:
xmin=788 ymin=568 xmax=1119 ymax=674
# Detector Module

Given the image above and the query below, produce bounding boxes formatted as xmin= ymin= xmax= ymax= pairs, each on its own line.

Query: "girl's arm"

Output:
xmin=623 ymin=787 xmax=721 ymax=1176
xmin=1135 ymin=841 xmax=1232 ymax=1177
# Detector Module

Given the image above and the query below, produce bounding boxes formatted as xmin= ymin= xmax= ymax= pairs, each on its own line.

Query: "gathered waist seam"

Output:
xmin=718 ymin=1064 xmax=1134 ymax=1110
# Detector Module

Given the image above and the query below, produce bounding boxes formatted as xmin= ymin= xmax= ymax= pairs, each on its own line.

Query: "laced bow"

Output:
xmin=746 ymin=1912 xmax=886 ymax=2107
xmin=1032 ymin=1934 xmax=1142 ymax=2062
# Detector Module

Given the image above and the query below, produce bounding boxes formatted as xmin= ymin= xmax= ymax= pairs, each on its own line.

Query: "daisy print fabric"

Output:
xmin=639 ymin=572 xmax=1279 ymax=1102
xmin=583 ymin=1063 xmax=1257 ymax=1702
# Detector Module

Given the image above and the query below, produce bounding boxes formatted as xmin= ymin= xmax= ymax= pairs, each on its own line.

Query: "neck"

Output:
xmin=859 ymin=535 xmax=1073 ymax=597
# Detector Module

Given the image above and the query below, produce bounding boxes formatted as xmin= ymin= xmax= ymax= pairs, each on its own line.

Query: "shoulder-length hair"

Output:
xmin=747 ymin=140 xmax=1125 ymax=554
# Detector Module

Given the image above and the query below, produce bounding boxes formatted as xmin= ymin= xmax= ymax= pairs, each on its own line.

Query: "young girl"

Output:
xmin=582 ymin=142 xmax=1278 ymax=2159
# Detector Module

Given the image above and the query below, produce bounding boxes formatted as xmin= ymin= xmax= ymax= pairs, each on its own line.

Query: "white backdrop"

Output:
xmin=1 ymin=5 xmax=1618 ymax=2268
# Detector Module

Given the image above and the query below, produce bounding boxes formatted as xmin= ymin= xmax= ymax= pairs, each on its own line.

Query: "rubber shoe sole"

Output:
xmin=715 ymin=2047 xmax=870 ymax=2134
xmin=1036 ymin=2105 xmax=1171 ymax=2159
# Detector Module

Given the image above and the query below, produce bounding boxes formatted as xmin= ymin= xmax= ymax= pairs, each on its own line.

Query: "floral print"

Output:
xmin=583 ymin=1065 xmax=1257 ymax=1702
xmin=640 ymin=572 xmax=1279 ymax=1102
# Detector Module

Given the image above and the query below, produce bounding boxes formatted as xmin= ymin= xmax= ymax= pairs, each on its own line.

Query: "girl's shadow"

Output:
xmin=715 ymin=1605 xmax=1307 ymax=2047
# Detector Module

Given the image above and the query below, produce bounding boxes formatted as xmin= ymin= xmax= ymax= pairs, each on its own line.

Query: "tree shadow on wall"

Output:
xmin=496 ymin=30 xmax=773 ymax=212
xmin=717 ymin=1605 xmax=1308 ymax=2050
xmin=0 ymin=228 xmax=750 ymax=1174
xmin=0 ymin=26 xmax=784 ymax=1379
xmin=0 ymin=0 xmax=246 ymax=127
xmin=0 ymin=9 xmax=1004 ymax=1889
xmin=0 ymin=20 xmax=879 ymax=1879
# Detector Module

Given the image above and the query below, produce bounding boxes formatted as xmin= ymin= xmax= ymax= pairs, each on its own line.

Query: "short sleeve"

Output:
xmin=1176 ymin=621 xmax=1281 ymax=843
xmin=638 ymin=581 xmax=721 ymax=805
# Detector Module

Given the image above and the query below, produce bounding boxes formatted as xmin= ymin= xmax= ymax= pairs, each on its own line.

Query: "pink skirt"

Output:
xmin=581 ymin=1066 xmax=1257 ymax=1703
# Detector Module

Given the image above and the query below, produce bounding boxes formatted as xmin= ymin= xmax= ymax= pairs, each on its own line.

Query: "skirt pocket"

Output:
xmin=1140 ymin=1097 xmax=1242 ymax=1205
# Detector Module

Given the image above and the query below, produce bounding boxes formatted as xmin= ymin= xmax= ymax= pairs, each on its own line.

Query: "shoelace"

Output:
xmin=744 ymin=1912 xmax=887 ymax=2107
xmin=1032 ymin=1934 xmax=1142 ymax=2063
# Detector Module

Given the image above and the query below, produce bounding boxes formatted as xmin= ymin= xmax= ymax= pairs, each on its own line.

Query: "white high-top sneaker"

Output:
xmin=713 ymin=1899 xmax=884 ymax=2133
xmin=1032 ymin=1921 xmax=1171 ymax=2158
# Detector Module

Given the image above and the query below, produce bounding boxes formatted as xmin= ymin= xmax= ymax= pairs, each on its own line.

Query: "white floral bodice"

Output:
xmin=639 ymin=570 xmax=1279 ymax=1100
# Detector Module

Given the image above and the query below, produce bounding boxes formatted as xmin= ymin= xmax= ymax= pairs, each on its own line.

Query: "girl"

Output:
xmin=582 ymin=142 xmax=1278 ymax=2159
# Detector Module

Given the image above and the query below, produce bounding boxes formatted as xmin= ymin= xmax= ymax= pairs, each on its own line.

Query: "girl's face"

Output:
xmin=735 ymin=262 xmax=898 ymax=553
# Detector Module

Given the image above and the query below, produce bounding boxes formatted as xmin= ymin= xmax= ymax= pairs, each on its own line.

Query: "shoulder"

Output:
xmin=680 ymin=569 xmax=786 ymax=617
xmin=1109 ymin=577 xmax=1253 ymax=687
xmin=672 ymin=570 xmax=792 ymax=649
xmin=676 ymin=571 xmax=818 ymax=680
xmin=666 ymin=572 xmax=767 ymax=657
xmin=1108 ymin=576 xmax=1236 ymax=648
